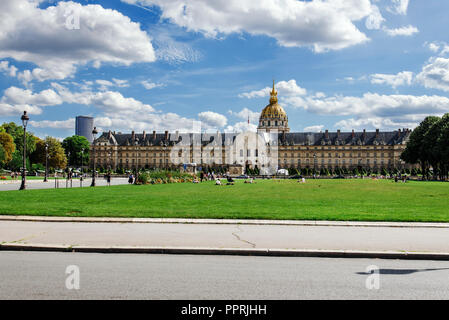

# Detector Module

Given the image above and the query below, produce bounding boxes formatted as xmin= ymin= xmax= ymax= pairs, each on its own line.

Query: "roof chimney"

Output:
xmin=153 ymin=130 xmax=156 ymax=140
xmin=325 ymin=129 xmax=329 ymax=139
xmin=337 ymin=129 xmax=340 ymax=138
xmin=143 ymin=130 xmax=146 ymax=140
xmin=376 ymin=128 xmax=379 ymax=138
xmin=351 ymin=129 xmax=355 ymax=138
xmin=175 ymin=130 xmax=179 ymax=141
xmin=108 ymin=130 xmax=112 ymax=139
xmin=131 ymin=130 xmax=135 ymax=141
xmin=164 ymin=130 xmax=169 ymax=140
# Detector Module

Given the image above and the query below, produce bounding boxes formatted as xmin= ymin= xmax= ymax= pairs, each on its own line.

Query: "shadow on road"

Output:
xmin=357 ymin=267 xmax=449 ymax=275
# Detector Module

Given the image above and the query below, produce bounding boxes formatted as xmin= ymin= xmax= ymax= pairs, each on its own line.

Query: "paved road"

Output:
xmin=0 ymin=251 xmax=449 ymax=299
xmin=1 ymin=220 xmax=449 ymax=253
xmin=0 ymin=177 xmax=129 ymax=191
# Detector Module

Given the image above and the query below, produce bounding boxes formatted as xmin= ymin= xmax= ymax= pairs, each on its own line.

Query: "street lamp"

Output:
xmin=134 ymin=137 xmax=139 ymax=184
xmin=66 ymin=151 xmax=71 ymax=188
xmin=43 ymin=143 xmax=48 ymax=182
xmin=80 ymin=148 xmax=84 ymax=187
xmin=19 ymin=111 xmax=29 ymax=190
xmin=90 ymin=127 xmax=98 ymax=187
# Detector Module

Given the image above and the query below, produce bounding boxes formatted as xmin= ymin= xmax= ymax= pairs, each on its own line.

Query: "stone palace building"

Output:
xmin=91 ymin=82 xmax=412 ymax=174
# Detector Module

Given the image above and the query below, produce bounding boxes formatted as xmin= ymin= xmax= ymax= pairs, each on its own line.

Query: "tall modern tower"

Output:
xmin=75 ymin=116 xmax=94 ymax=143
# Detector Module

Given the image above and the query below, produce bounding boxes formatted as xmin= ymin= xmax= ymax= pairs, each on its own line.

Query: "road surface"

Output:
xmin=0 ymin=177 xmax=129 ymax=191
xmin=0 ymin=252 xmax=448 ymax=299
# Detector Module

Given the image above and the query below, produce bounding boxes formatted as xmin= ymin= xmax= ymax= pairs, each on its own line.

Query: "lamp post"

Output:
xmin=134 ymin=137 xmax=139 ymax=184
xmin=80 ymin=148 xmax=84 ymax=187
xmin=19 ymin=111 xmax=29 ymax=190
xmin=66 ymin=151 xmax=70 ymax=188
xmin=90 ymin=127 xmax=98 ymax=187
xmin=44 ymin=143 xmax=48 ymax=182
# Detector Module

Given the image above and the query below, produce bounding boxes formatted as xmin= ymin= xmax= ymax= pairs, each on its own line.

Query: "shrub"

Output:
xmin=137 ymin=172 xmax=149 ymax=185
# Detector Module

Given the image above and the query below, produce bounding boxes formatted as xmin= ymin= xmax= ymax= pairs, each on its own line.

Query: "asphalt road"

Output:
xmin=0 ymin=177 xmax=129 ymax=191
xmin=1 ymin=251 xmax=449 ymax=299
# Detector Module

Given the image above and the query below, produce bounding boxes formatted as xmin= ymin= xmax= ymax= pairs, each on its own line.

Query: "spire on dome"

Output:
xmin=269 ymin=80 xmax=278 ymax=104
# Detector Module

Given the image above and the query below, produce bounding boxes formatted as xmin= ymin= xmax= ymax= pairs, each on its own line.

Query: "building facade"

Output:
xmin=91 ymin=83 xmax=413 ymax=173
xmin=75 ymin=116 xmax=94 ymax=143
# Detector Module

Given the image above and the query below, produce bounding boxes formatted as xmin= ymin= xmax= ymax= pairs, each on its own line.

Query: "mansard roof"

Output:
xmin=96 ymin=129 xmax=411 ymax=147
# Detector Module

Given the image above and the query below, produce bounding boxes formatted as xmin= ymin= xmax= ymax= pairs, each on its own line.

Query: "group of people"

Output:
xmin=394 ymin=175 xmax=408 ymax=183
xmin=9 ymin=171 xmax=20 ymax=180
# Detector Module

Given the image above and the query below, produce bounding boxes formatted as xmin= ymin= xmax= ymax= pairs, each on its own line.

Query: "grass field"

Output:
xmin=0 ymin=179 xmax=448 ymax=222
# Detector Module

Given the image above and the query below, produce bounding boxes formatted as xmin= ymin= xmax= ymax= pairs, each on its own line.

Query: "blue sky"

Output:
xmin=1 ymin=0 xmax=449 ymax=139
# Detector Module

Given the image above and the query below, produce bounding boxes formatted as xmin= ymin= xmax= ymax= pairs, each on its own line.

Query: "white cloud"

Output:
xmin=370 ymin=71 xmax=413 ymax=88
xmin=1 ymin=86 xmax=63 ymax=106
xmin=303 ymin=125 xmax=324 ymax=132
xmin=29 ymin=118 xmax=75 ymax=130
xmin=90 ymin=91 xmax=156 ymax=117
xmin=291 ymin=93 xmax=449 ymax=119
xmin=239 ymin=80 xmax=306 ymax=99
xmin=384 ymin=25 xmax=418 ymax=37
xmin=388 ymin=0 xmax=410 ymax=15
xmin=335 ymin=117 xmax=418 ymax=131
xmin=0 ymin=61 xmax=18 ymax=77
xmin=141 ymin=80 xmax=164 ymax=90
xmin=365 ymin=5 xmax=385 ymax=30
xmin=198 ymin=111 xmax=228 ymax=128
xmin=124 ymin=0 xmax=372 ymax=52
xmin=0 ymin=0 xmax=155 ymax=83
xmin=428 ymin=42 xmax=441 ymax=53
xmin=416 ymin=57 xmax=449 ymax=92
xmin=228 ymin=108 xmax=260 ymax=123
xmin=152 ymin=28 xmax=202 ymax=64
xmin=224 ymin=122 xmax=257 ymax=133
xmin=0 ymin=103 xmax=42 ymax=116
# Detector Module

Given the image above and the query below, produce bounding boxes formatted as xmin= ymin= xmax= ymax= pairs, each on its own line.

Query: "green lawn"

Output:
xmin=0 ymin=179 xmax=448 ymax=222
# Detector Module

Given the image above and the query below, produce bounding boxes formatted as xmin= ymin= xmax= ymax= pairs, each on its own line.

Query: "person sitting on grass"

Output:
xmin=244 ymin=177 xmax=255 ymax=184
xmin=215 ymin=179 xmax=221 ymax=185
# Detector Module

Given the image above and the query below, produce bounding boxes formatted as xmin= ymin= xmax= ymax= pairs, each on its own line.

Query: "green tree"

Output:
xmin=62 ymin=135 xmax=90 ymax=166
xmin=401 ymin=116 xmax=440 ymax=180
xmin=32 ymin=137 xmax=67 ymax=169
xmin=1 ymin=122 xmax=36 ymax=156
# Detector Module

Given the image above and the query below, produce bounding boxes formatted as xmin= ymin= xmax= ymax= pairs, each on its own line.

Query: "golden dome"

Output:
xmin=260 ymin=81 xmax=287 ymax=120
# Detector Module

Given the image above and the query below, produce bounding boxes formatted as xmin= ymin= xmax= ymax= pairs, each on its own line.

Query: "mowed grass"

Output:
xmin=0 ymin=179 xmax=448 ymax=222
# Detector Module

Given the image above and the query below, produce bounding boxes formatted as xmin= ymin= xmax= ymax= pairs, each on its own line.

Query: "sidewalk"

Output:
xmin=1 ymin=217 xmax=449 ymax=260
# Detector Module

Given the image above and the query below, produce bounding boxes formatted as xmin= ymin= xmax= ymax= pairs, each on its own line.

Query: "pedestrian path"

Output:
xmin=1 ymin=219 xmax=448 ymax=259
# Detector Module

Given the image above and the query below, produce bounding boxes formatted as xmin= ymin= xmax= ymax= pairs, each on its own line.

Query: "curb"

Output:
xmin=1 ymin=243 xmax=449 ymax=261
xmin=1 ymin=215 xmax=449 ymax=228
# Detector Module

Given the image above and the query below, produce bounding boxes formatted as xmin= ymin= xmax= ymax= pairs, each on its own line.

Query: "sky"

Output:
xmin=1 ymin=0 xmax=449 ymax=139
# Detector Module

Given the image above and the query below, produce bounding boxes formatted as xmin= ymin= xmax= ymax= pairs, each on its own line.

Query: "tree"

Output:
xmin=401 ymin=116 xmax=440 ymax=179
xmin=0 ymin=131 xmax=15 ymax=164
xmin=33 ymin=137 xmax=67 ymax=169
xmin=61 ymin=135 xmax=90 ymax=166
xmin=1 ymin=122 xmax=36 ymax=156
xmin=0 ymin=144 xmax=5 ymax=167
